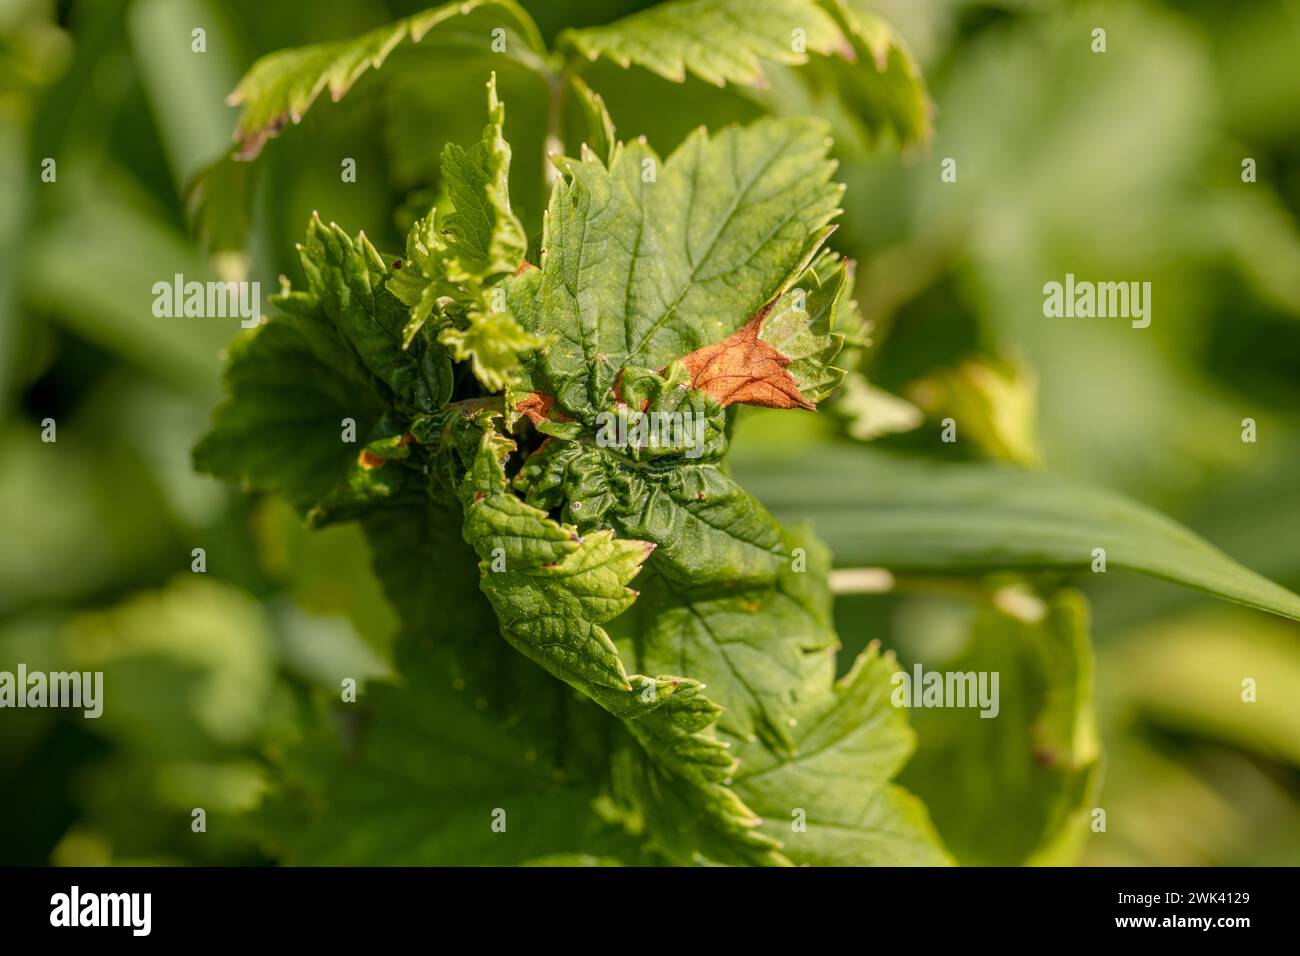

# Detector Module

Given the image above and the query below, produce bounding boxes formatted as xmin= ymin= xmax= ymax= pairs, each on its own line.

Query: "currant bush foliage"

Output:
xmin=196 ymin=0 xmax=1300 ymax=867
xmin=198 ymin=57 xmax=953 ymax=863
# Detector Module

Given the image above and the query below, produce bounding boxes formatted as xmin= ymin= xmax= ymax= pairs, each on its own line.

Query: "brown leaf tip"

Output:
xmin=678 ymin=314 xmax=814 ymax=410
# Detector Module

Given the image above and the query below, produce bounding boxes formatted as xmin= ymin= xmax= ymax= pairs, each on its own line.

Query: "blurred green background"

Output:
xmin=2 ymin=0 xmax=1298 ymax=866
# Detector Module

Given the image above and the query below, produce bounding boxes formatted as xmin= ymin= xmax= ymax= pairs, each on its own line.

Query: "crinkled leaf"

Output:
xmin=196 ymin=217 xmax=453 ymax=522
xmin=757 ymin=251 xmax=848 ymax=404
xmin=439 ymin=75 xmax=529 ymax=283
xmin=387 ymin=76 xmax=539 ymax=387
xmin=508 ymin=116 xmax=842 ymax=417
xmin=439 ymin=308 xmax=547 ymax=393
xmin=456 ymin=418 xmax=786 ymax=864
xmin=517 ymin=426 xmax=946 ymax=860
xmin=388 ymin=208 xmax=444 ymax=344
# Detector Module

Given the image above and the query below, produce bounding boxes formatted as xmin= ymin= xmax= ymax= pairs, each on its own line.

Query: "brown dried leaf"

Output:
xmin=678 ymin=314 xmax=815 ymax=410
xmin=516 ymin=391 xmax=571 ymax=424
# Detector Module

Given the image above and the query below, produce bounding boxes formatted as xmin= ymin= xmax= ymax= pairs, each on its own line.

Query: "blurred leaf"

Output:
xmin=64 ymin=576 xmax=279 ymax=753
xmin=227 ymin=0 xmax=547 ymax=159
xmin=185 ymin=153 xmax=255 ymax=278
xmin=561 ymin=0 xmax=931 ymax=147
xmin=261 ymin=652 xmax=646 ymax=866
xmin=1104 ymin=609 xmax=1300 ymax=767
xmin=907 ymin=355 xmax=1042 ymax=466
xmin=252 ymin=497 xmax=400 ymax=659
xmin=25 ymin=180 xmax=232 ymax=396
xmin=1089 ymin=608 xmax=1300 ymax=866
xmin=1084 ymin=738 xmax=1300 ymax=867
xmin=813 ymin=0 xmax=931 ymax=147
xmin=127 ymin=0 xmax=241 ymax=185
xmin=898 ymin=589 xmax=1099 ymax=865
xmin=835 ymin=372 xmax=922 ymax=440
xmin=0 ymin=113 xmax=30 ymax=409
xmin=735 ymin=444 xmax=1300 ymax=623
xmin=0 ymin=423 xmax=178 ymax=616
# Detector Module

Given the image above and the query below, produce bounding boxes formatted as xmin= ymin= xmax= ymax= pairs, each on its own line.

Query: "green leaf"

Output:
xmin=454 ymin=416 xmax=786 ymax=864
xmin=568 ymin=74 xmax=616 ymax=165
xmin=227 ymin=0 xmax=547 ymax=158
xmin=815 ymin=0 xmax=932 ymax=147
xmin=758 ymin=250 xmax=848 ymax=404
xmin=897 ymin=590 xmax=1100 ymax=866
xmin=263 ymin=651 xmax=649 ymax=866
xmin=192 ymin=310 xmax=386 ymax=514
xmin=561 ymin=0 xmax=845 ymax=88
xmin=438 ymin=73 xmax=529 ymax=283
xmin=438 ymin=309 xmax=546 ymax=393
xmin=263 ymin=499 xmax=654 ymax=865
xmin=735 ymin=444 xmax=1300 ymax=623
xmin=387 ymin=75 xmax=541 ymax=386
xmin=508 ymin=116 xmax=842 ymax=417
xmin=735 ymin=643 xmax=954 ymax=865
xmin=195 ymin=216 xmax=453 ymax=522
xmin=200 ymin=97 xmax=947 ymax=868
xmin=559 ymin=0 xmax=931 ymax=147
xmin=297 ymin=214 xmax=451 ymax=415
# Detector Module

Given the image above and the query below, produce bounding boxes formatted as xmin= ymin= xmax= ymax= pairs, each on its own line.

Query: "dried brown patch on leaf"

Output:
xmin=516 ymin=391 xmax=571 ymax=425
xmin=678 ymin=313 xmax=815 ymax=410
